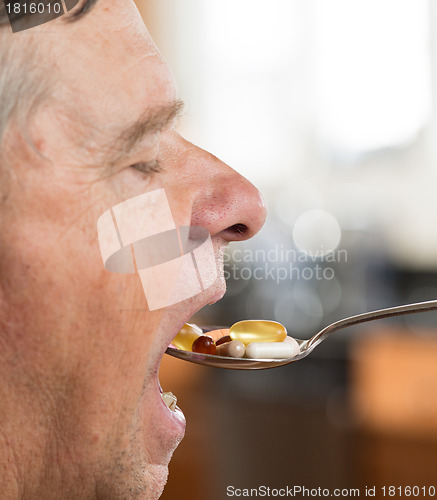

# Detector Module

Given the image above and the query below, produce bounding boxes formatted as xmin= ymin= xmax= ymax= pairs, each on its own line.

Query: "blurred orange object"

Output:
xmin=351 ymin=328 xmax=437 ymax=438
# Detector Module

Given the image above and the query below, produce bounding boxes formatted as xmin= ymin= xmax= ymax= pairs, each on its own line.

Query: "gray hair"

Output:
xmin=0 ymin=38 xmax=51 ymax=152
xmin=0 ymin=19 xmax=54 ymax=203
xmin=0 ymin=4 xmax=43 ymax=144
xmin=0 ymin=0 xmax=98 ymax=150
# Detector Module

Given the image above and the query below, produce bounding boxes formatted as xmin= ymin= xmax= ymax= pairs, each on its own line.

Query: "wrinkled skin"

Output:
xmin=0 ymin=1 xmax=266 ymax=498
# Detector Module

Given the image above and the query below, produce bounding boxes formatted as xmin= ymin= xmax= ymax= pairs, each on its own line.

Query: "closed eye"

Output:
xmin=130 ymin=160 xmax=162 ymax=174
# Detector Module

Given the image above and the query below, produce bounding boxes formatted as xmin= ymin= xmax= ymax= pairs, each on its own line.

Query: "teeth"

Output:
xmin=162 ymin=391 xmax=177 ymax=411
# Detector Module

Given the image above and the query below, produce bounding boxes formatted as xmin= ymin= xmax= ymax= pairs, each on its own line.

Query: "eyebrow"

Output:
xmin=110 ymin=100 xmax=184 ymax=160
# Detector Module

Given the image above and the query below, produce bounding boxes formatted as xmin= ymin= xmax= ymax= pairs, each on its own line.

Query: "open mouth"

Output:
xmin=149 ymin=238 xmax=227 ymax=443
xmin=158 ymin=378 xmax=185 ymax=422
xmin=152 ymin=357 xmax=186 ymax=446
xmin=155 ymin=286 xmax=226 ymax=427
xmin=156 ymin=322 xmax=199 ymax=423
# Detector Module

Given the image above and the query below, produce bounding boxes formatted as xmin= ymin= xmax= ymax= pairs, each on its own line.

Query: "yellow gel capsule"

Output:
xmin=172 ymin=323 xmax=203 ymax=351
xmin=229 ymin=320 xmax=287 ymax=346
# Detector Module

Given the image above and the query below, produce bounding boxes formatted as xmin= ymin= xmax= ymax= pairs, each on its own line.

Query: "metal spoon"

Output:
xmin=165 ymin=299 xmax=437 ymax=370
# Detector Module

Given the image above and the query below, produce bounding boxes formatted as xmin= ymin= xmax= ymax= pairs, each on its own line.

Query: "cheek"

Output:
xmin=1 ymin=155 xmax=170 ymax=323
xmin=2 ymin=213 xmax=155 ymax=369
xmin=1 ymin=192 xmax=140 ymax=316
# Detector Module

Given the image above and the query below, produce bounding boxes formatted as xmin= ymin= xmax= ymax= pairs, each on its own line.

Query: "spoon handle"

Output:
xmin=306 ymin=299 xmax=437 ymax=351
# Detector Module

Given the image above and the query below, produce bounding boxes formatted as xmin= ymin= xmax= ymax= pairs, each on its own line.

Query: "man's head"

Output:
xmin=0 ymin=1 xmax=266 ymax=498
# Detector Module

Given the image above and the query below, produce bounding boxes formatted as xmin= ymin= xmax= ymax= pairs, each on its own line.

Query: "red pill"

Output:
xmin=216 ymin=335 xmax=232 ymax=346
xmin=192 ymin=335 xmax=217 ymax=355
xmin=206 ymin=328 xmax=230 ymax=342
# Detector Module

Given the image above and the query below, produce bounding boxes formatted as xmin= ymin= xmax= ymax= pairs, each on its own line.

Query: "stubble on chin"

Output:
xmin=96 ymin=449 xmax=170 ymax=500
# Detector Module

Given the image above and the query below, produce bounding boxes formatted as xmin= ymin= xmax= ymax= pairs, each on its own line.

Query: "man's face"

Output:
xmin=0 ymin=1 xmax=265 ymax=497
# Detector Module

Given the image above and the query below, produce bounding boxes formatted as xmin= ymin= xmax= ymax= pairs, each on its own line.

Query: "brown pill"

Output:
xmin=192 ymin=335 xmax=217 ymax=355
xmin=205 ymin=328 xmax=230 ymax=342
xmin=216 ymin=335 xmax=232 ymax=346
xmin=216 ymin=340 xmax=245 ymax=358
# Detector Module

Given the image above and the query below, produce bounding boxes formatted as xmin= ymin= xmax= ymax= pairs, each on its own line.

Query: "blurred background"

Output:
xmin=135 ymin=1 xmax=437 ymax=498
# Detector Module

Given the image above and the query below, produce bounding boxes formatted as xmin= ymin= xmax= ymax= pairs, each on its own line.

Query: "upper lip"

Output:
xmin=165 ymin=286 xmax=226 ymax=350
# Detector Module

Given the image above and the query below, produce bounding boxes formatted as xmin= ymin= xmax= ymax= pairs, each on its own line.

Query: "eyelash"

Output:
xmin=130 ymin=159 xmax=162 ymax=174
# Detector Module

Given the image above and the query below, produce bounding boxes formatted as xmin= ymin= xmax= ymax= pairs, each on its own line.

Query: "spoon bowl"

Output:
xmin=165 ymin=299 xmax=437 ymax=370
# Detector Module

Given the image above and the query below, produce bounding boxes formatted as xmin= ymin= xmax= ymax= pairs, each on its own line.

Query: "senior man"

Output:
xmin=0 ymin=0 xmax=266 ymax=498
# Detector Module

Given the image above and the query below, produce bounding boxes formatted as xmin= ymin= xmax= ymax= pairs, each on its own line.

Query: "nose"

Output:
xmin=191 ymin=161 xmax=267 ymax=242
xmin=164 ymin=134 xmax=267 ymax=242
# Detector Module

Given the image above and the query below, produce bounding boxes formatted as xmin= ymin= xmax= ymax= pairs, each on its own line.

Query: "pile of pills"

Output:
xmin=172 ymin=320 xmax=300 ymax=359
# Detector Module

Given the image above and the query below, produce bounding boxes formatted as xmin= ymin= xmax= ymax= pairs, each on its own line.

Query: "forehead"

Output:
xmin=49 ymin=0 xmax=177 ymax=153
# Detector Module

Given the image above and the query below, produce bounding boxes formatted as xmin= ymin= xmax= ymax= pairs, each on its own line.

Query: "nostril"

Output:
xmin=227 ymin=223 xmax=249 ymax=237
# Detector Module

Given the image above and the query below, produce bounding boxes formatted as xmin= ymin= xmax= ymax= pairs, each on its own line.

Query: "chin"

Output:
xmin=124 ymin=275 xmax=226 ymax=491
xmin=104 ymin=378 xmax=185 ymax=499
xmin=108 ymin=258 xmax=225 ymax=498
